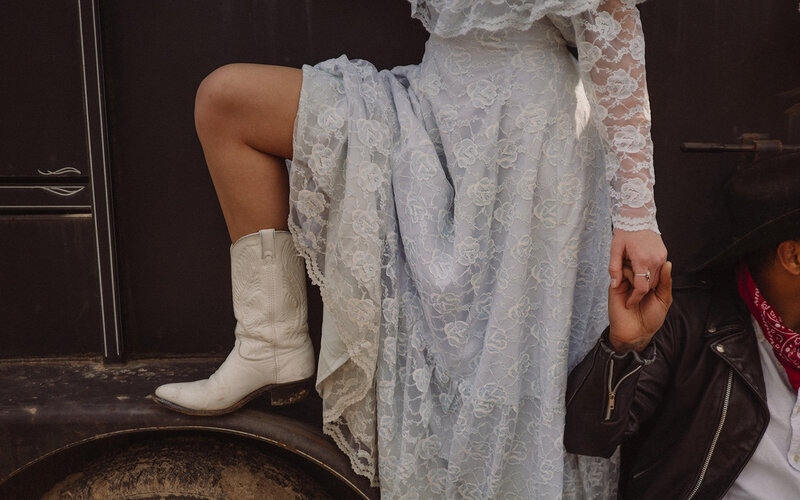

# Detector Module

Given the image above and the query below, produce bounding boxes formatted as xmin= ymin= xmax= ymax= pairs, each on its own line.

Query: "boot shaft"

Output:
xmin=231 ymin=230 xmax=308 ymax=353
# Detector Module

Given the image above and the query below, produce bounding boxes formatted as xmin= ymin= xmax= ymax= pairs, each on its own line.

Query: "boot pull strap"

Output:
xmin=259 ymin=229 xmax=275 ymax=260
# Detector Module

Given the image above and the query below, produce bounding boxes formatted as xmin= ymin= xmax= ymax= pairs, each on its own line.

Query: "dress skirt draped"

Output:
xmin=288 ymin=17 xmax=618 ymax=498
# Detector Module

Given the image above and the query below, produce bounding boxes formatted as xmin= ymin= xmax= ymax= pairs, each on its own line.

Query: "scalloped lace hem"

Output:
xmin=324 ymin=423 xmax=380 ymax=487
xmin=409 ymin=0 xmax=604 ymax=38
xmin=612 ymin=216 xmax=660 ymax=234
xmin=288 ymin=222 xmax=380 ymax=485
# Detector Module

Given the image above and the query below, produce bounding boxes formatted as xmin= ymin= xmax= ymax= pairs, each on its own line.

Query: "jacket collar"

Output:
xmin=704 ymin=278 xmax=767 ymax=404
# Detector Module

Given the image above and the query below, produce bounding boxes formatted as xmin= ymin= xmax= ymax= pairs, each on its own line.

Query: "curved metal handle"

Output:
xmin=37 ymin=166 xmax=83 ymax=176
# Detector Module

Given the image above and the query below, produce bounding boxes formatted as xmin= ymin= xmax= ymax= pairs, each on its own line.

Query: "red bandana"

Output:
xmin=737 ymin=264 xmax=800 ymax=391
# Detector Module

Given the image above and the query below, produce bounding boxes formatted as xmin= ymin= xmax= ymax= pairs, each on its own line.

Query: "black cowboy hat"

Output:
xmin=696 ymin=152 xmax=800 ymax=270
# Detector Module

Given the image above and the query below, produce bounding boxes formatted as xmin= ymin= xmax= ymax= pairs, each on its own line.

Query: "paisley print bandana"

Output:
xmin=737 ymin=263 xmax=800 ymax=391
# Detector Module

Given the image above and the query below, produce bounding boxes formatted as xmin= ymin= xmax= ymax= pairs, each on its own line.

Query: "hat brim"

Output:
xmin=693 ymin=208 xmax=800 ymax=272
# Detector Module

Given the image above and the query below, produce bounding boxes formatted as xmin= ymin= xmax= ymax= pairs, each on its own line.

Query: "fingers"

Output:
xmin=648 ymin=244 xmax=668 ymax=289
xmin=654 ymin=261 xmax=674 ymax=308
xmin=623 ymin=255 xmax=650 ymax=307
xmin=610 ymin=229 xmax=668 ymax=306
xmin=608 ymin=237 xmax=624 ymax=289
xmin=636 ymin=258 xmax=664 ymax=291
xmin=610 ymin=270 xmax=632 ymax=294
xmin=649 ymin=262 xmax=661 ymax=289
xmin=608 ymin=271 xmax=632 ymax=313
xmin=621 ymin=265 xmax=635 ymax=285
xmin=626 ymin=271 xmax=650 ymax=308
xmin=637 ymin=261 xmax=673 ymax=335
xmin=628 ymin=249 xmax=666 ymax=296
xmin=649 ymin=243 xmax=669 ymax=289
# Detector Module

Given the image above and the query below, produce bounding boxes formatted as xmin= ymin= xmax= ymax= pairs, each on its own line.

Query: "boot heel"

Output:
xmin=268 ymin=377 xmax=314 ymax=406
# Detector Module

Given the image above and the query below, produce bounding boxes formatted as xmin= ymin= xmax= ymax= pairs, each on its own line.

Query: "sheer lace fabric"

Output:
xmin=409 ymin=0 xmax=604 ymax=37
xmin=562 ymin=0 xmax=657 ymax=232
xmin=412 ymin=0 xmax=657 ymax=233
xmin=287 ymin=0 xmax=656 ymax=497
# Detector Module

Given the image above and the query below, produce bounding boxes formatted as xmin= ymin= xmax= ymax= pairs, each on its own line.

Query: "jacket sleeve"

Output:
xmin=564 ymin=323 xmax=673 ymax=457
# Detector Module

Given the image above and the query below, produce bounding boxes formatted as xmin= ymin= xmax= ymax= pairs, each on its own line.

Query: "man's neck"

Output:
xmin=752 ymin=270 xmax=800 ymax=332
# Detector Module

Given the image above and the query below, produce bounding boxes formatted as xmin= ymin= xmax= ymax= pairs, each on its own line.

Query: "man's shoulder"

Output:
xmin=661 ymin=267 xmax=747 ymax=343
xmin=672 ymin=270 xmax=717 ymax=293
xmin=660 ymin=272 xmax=718 ymax=342
xmin=670 ymin=270 xmax=720 ymax=309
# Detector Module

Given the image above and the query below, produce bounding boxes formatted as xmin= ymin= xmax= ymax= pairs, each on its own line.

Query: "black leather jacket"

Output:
xmin=565 ymin=273 xmax=770 ymax=499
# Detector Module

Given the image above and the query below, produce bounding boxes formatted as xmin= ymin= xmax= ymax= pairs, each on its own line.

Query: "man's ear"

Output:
xmin=776 ymin=239 xmax=800 ymax=276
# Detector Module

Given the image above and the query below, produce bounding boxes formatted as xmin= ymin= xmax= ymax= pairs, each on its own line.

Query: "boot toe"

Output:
xmin=154 ymin=382 xmax=184 ymax=404
xmin=154 ymin=381 xmax=211 ymax=410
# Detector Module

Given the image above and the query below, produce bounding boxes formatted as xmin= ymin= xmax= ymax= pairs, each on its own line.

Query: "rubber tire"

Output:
xmin=41 ymin=435 xmax=336 ymax=499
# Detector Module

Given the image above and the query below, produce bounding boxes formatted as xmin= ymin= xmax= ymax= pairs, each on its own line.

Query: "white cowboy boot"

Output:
xmin=154 ymin=229 xmax=315 ymax=415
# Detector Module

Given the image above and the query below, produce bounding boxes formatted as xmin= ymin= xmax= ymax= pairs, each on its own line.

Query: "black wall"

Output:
xmin=641 ymin=1 xmax=800 ymax=271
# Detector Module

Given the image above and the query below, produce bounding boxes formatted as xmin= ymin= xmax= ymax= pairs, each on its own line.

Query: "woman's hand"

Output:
xmin=609 ymin=229 xmax=668 ymax=307
xmin=608 ymin=261 xmax=673 ymax=353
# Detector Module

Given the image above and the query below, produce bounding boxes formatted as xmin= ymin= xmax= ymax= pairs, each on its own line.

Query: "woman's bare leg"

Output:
xmin=153 ymin=64 xmax=313 ymax=415
xmin=194 ymin=63 xmax=302 ymax=241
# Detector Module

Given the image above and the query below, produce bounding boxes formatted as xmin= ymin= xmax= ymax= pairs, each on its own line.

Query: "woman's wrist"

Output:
xmin=608 ymin=333 xmax=652 ymax=353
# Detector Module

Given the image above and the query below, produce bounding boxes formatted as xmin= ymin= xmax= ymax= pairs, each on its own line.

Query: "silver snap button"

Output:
xmin=707 ymin=326 xmax=717 ymax=334
xmin=715 ymin=345 xmax=725 ymax=353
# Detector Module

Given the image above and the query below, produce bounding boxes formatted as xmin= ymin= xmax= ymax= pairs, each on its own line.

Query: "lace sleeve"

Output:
xmin=573 ymin=0 xmax=659 ymax=233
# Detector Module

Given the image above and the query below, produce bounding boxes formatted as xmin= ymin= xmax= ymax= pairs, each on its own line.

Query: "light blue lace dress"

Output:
xmin=287 ymin=0 xmax=658 ymax=497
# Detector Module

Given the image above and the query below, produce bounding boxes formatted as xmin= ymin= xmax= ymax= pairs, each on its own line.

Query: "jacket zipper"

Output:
xmin=604 ymin=357 xmax=645 ymax=421
xmin=685 ymin=368 xmax=733 ymax=500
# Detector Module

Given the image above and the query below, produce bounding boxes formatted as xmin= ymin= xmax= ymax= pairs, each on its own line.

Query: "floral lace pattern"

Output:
xmin=412 ymin=0 xmax=657 ymax=232
xmin=560 ymin=0 xmax=657 ymax=232
xmin=288 ymin=0 xmax=655 ymax=497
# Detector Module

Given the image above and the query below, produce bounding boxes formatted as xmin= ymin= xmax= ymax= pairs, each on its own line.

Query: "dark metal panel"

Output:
xmin=99 ymin=0 xmax=428 ymax=356
xmin=0 ymin=1 xmax=106 ymax=357
xmin=0 ymin=216 xmax=102 ymax=356
xmin=0 ymin=1 xmax=88 ymax=178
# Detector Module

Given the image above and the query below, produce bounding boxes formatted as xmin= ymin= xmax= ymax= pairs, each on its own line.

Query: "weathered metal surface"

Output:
xmin=41 ymin=436 xmax=336 ymax=499
xmin=0 ymin=358 xmax=377 ymax=499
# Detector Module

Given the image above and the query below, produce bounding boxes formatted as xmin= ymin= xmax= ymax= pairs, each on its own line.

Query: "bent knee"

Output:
xmin=194 ymin=64 xmax=301 ymax=157
xmin=194 ymin=64 xmax=251 ymax=138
